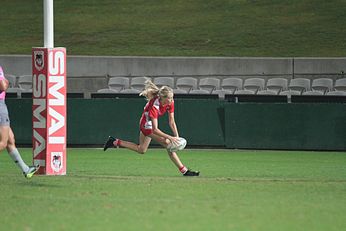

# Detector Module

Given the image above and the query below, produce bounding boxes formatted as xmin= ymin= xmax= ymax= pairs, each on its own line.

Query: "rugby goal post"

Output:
xmin=32 ymin=0 xmax=67 ymax=175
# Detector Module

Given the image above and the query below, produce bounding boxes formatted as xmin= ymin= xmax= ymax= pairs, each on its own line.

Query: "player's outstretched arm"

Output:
xmin=168 ymin=112 xmax=179 ymax=137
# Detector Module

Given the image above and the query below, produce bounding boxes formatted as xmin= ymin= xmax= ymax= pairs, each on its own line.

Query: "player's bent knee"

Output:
xmin=0 ymin=141 xmax=7 ymax=150
xmin=137 ymin=146 xmax=147 ymax=154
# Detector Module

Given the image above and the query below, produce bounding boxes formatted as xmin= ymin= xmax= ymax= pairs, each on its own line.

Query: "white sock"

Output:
xmin=8 ymin=148 xmax=29 ymax=173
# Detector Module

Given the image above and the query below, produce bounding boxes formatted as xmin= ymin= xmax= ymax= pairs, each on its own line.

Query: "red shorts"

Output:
xmin=140 ymin=123 xmax=153 ymax=136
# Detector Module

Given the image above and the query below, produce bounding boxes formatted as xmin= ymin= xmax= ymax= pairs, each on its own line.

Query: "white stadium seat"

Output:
xmin=198 ymin=78 xmax=220 ymax=93
xmin=326 ymin=90 xmax=346 ymax=96
xmin=243 ymin=78 xmax=265 ymax=94
xmin=153 ymin=77 xmax=174 ymax=88
xmin=234 ymin=89 xmax=255 ymax=95
xmin=131 ymin=77 xmax=151 ymax=91
xmin=266 ymin=78 xmax=288 ymax=94
xmin=108 ymin=77 xmax=130 ymax=92
xmin=176 ymin=77 xmax=198 ymax=93
xmin=18 ymin=75 xmax=33 ymax=91
xmin=334 ymin=78 xmax=346 ymax=91
xmin=220 ymin=77 xmax=243 ymax=94
xmin=189 ymin=89 xmax=210 ymax=94
xmin=288 ymin=78 xmax=311 ymax=94
xmin=311 ymin=78 xmax=333 ymax=94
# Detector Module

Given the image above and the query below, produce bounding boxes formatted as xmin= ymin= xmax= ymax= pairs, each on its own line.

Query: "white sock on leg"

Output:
xmin=8 ymin=148 xmax=29 ymax=173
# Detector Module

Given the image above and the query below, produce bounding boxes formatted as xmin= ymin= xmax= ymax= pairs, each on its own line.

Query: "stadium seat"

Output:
xmin=97 ymin=88 xmax=118 ymax=93
xmin=311 ymin=78 xmax=333 ymax=94
xmin=153 ymin=77 xmax=174 ymax=88
xmin=302 ymin=91 xmax=324 ymax=96
xmin=266 ymin=78 xmax=288 ymax=94
xmin=120 ymin=88 xmax=141 ymax=94
xmin=198 ymin=77 xmax=220 ymax=93
xmin=108 ymin=77 xmax=130 ymax=92
xmin=189 ymin=89 xmax=210 ymax=94
xmin=326 ymin=90 xmax=346 ymax=96
xmin=243 ymin=78 xmax=265 ymax=94
xmin=287 ymin=78 xmax=311 ymax=94
xmin=18 ymin=75 xmax=33 ymax=92
xmin=173 ymin=88 xmax=188 ymax=94
xmin=279 ymin=90 xmax=301 ymax=96
xmin=176 ymin=77 xmax=198 ymax=93
xmin=234 ymin=89 xmax=255 ymax=95
xmin=220 ymin=77 xmax=243 ymax=94
xmin=334 ymin=78 xmax=346 ymax=91
xmin=131 ymin=77 xmax=151 ymax=91
xmin=257 ymin=90 xmax=277 ymax=95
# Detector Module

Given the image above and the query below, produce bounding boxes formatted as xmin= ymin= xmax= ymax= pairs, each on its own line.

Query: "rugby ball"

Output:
xmin=167 ymin=137 xmax=187 ymax=152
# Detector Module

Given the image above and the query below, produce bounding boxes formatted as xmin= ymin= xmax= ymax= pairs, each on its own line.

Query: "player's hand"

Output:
xmin=169 ymin=136 xmax=180 ymax=145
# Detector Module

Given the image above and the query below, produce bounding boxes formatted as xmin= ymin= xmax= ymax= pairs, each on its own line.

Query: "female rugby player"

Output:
xmin=103 ymin=80 xmax=199 ymax=176
xmin=0 ymin=66 xmax=38 ymax=178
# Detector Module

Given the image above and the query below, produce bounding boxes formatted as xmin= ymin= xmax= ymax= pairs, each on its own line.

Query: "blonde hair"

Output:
xmin=140 ymin=79 xmax=173 ymax=101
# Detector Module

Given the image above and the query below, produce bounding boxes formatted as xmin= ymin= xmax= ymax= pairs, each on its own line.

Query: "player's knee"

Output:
xmin=0 ymin=141 xmax=7 ymax=150
xmin=137 ymin=146 xmax=147 ymax=154
xmin=7 ymin=136 xmax=15 ymax=146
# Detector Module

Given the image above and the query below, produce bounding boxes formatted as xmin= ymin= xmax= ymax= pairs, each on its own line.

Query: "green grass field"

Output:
xmin=0 ymin=0 xmax=345 ymax=56
xmin=0 ymin=148 xmax=345 ymax=231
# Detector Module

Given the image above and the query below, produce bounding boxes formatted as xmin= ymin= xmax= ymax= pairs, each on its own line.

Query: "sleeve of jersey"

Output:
xmin=0 ymin=66 xmax=4 ymax=80
xmin=169 ymin=101 xmax=175 ymax=113
xmin=148 ymin=107 xmax=159 ymax=119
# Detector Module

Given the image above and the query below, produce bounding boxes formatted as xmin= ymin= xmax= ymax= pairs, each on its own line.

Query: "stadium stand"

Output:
xmin=302 ymin=91 xmax=324 ymax=96
xmin=234 ymin=89 xmax=255 ymax=95
xmin=18 ymin=75 xmax=33 ymax=92
xmin=108 ymin=77 xmax=130 ymax=92
xmin=198 ymin=77 xmax=220 ymax=93
xmin=334 ymin=78 xmax=346 ymax=91
xmin=130 ymin=77 xmax=151 ymax=91
xmin=326 ymin=90 xmax=346 ymax=96
xmin=279 ymin=90 xmax=301 ymax=96
xmin=243 ymin=78 xmax=265 ymax=94
xmin=120 ymin=88 xmax=141 ymax=94
xmin=91 ymin=75 xmax=346 ymax=100
xmin=311 ymin=78 xmax=333 ymax=94
xmin=97 ymin=88 xmax=118 ymax=93
xmin=286 ymin=78 xmax=311 ymax=94
xmin=257 ymin=90 xmax=277 ymax=95
xmin=219 ymin=77 xmax=243 ymax=94
xmin=173 ymin=88 xmax=190 ymax=94
xmin=189 ymin=89 xmax=210 ymax=94
xmin=154 ymin=77 xmax=175 ymax=88
xmin=175 ymin=77 xmax=198 ymax=93
xmin=97 ymin=77 xmax=130 ymax=93
xmin=264 ymin=77 xmax=288 ymax=94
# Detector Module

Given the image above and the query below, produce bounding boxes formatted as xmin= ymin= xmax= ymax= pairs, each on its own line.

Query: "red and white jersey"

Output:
xmin=140 ymin=96 xmax=174 ymax=131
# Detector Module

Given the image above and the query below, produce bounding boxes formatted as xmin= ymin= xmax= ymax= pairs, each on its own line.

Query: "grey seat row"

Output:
xmin=98 ymin=76 xmax=346 ymax=97
xmin=4 ymin=74 xmax=34 ymax=96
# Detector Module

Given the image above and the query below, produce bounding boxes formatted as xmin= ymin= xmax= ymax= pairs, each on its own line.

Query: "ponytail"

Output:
xmin=140 ymin=79 xmax=174 ymax=101
xmin=139 ymin=79 xmax=160 ymax=100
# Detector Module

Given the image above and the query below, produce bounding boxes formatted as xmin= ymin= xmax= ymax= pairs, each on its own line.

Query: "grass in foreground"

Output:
xmin=0 ymin=148 xmax=346 ymax=231
xmin=0 ymin=0 xmax=345 ymax=56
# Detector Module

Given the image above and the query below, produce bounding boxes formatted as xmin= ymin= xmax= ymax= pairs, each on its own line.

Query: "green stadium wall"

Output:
xmin=6 ymin=98 xmax=346 ymax=150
